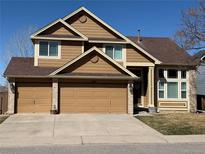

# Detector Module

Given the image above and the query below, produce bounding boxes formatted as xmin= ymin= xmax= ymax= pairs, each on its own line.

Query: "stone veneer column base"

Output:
xmin=51 ymin=79 xmax=58 ymax=114
xmin=127 ymin=82 xmax=134 ymax=115
xmin=189 ymin=70 xmax=197 ymax=113
xmin=7 ymin=82 xmax=15 ymax=114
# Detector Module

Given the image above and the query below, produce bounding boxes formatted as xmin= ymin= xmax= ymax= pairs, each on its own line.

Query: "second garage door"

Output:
xmin=60 ymin=83 xmax=127 ymax=113
xmin=16 ymin=83 xmax=52 ymax=113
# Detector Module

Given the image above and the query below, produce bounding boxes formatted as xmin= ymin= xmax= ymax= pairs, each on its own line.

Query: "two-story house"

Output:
xmin=4 ymin=7 xmax=196 ymax=114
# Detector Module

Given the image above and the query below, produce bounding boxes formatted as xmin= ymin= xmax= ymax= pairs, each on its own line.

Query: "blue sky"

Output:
xmin=0 ymin=0 xmax=198 ymax=84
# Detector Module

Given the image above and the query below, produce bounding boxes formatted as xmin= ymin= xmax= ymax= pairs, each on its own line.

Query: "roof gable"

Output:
xmin=65 ymin=10 xmax=123 ymax=39
xmin=50 ymin=47 xmax=137 ymax=78
xmin=62 ymin=7 xmax=161 ymax=64
xmin=31 ymin=19 xmax=88 ymax=40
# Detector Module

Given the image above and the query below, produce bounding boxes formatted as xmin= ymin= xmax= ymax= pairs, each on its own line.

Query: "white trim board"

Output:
xmin=63 ymin=7 xmax=161 ymax=64
xmin=32 ymin=36 xmax=86 ymax=41
xmin=50 ymin=46 xmax=138 ymax=78
xmin=201 ymin=55 xmax=205 ymax=61
xmin=31 ymin=19 xmax=88 ymax=40
xmin=126 ymin=62 xmax=155 ymax=67
xmin=88 ymin=40 xmax=128 ymax=44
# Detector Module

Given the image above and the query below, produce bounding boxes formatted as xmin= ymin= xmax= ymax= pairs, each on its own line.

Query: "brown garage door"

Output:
xmin=16 ymin=83 xmax=52 ymax=113
xmin=60 ymin=83 xmax=127 ymax=113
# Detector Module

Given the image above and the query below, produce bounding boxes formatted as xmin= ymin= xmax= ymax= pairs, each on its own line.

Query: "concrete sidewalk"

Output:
xmin=1 ymin=135 xmax=205 ymax=148
xmin=164 ymin=135 xmax=205 ymax=143
xmin=0 ymin=114 xmax=205 ymax=147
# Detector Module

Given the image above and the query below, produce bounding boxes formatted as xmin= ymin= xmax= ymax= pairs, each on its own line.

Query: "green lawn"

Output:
xmin=136 ymin=113 xmax=205 ymax=135
xmin=0 ymin=116 xmax=8 ymax=124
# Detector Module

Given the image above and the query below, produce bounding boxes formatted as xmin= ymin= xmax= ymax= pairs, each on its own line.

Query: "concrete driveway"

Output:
xmin=0 ymin=114 xmax=167 ymax=147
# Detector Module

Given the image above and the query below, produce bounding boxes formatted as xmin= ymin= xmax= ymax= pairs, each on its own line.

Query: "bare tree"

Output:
xmin=2 ymin=26 xmax=37 ymax=67
xmin=175 ymin=1 xmax=205 ymax=52
xmin=0 ymin=26 xmax=37 ymax=85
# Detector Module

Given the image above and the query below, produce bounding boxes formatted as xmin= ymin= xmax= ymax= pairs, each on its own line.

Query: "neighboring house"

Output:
xmin=4 ymin=7 xmax=196 ymax=114
xmin=0 ymin=86 xmax=8 ymax=114
xmin=192 ymin=50 xmax=205 ymax=111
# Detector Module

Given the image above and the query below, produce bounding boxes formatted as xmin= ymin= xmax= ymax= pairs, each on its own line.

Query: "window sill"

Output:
xmin=38 ymin=56 xmax=60 ymax=59
xmin=115 ymin=59 xmax=123 ymax=62
xmin=158 ymin=99 xmax=188 ymax=102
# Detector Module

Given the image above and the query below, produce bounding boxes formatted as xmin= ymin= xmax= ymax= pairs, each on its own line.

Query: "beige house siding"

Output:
xmin=38 ymin=41 xmax=83 ymax=67
xmin=61 ymin=53 xmax=125 ymax=75
xmin=126 ymin=45 xmax=153 ymax=63
xmin=66 ymin=11 xmax=121 ymax=39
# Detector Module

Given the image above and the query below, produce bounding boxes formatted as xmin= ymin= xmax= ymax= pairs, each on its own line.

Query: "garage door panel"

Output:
xmin=18 ymin=107 xmax=34 ymax=113
xmin=35 ymin=93 xmax=51 ymax=98
xmin=17 ymin=83 xmax=51 ymax=113
xmin=60 ymin=83 xmax=127 ymax=113
xmin=61 ymin=99 xmax=110 ymax=107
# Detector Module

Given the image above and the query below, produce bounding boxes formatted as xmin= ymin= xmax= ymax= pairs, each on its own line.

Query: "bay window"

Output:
xmin=158 ymin=69 xmax=187 ymax=100
xmin=105 ymin=45 xmax=123 ymax=60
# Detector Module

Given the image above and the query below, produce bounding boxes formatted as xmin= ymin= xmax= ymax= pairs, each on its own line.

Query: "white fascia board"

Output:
xmin=31 ymin=18 xmax=88 ymax=40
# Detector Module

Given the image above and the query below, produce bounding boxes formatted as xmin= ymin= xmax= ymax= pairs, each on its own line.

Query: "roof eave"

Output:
xmin=5 ymin=75 xmax=138 ymax=81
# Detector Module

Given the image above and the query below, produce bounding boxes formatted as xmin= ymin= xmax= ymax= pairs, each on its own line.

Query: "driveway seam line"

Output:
xmin=53 ymin=116 xmax=56 ymax=137
xmin=81 ymin=136 xmax=84 ymax=145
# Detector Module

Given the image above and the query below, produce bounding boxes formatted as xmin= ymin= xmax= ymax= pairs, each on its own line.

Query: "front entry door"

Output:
xmin=132 ymin=69 xmax=143 ymax=108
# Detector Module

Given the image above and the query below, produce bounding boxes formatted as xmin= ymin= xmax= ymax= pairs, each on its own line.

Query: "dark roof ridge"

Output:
xmin=127 ymin=36 xmax=171 ymax=39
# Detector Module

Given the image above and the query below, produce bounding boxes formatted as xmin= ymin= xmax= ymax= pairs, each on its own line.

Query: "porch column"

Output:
xmin=127 ymin=81 xmax=134 ymax=115
xmin=148 ymin=66 xmax=154 ymax=107
xmin=7 ymin=82 xmax=15 ymax=114
xmin=52 ymin=79 xmax=58 ymax=113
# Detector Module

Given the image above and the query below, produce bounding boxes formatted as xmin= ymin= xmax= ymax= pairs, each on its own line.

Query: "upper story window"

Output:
xmin=39 ymin=41 xmax=59 ymax=57
xmin=105 ymin=45 xmax=123 ymax=60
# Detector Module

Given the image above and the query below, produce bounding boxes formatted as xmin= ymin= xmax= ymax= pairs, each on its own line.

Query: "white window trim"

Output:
xmin=158 ymin=81 xmax=165 ymax=99
xmin=201 ymin=55 xmax=205 ymax=61
xmin=103 ymin=44 xmax=125 ymax=62
xmin=37 ymin=40 xmax=61 ymax=59
xmin=181 ymin=82 xmax=187 ymax=99
xmin=157 ymin=69 xmax=188 ymax=101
